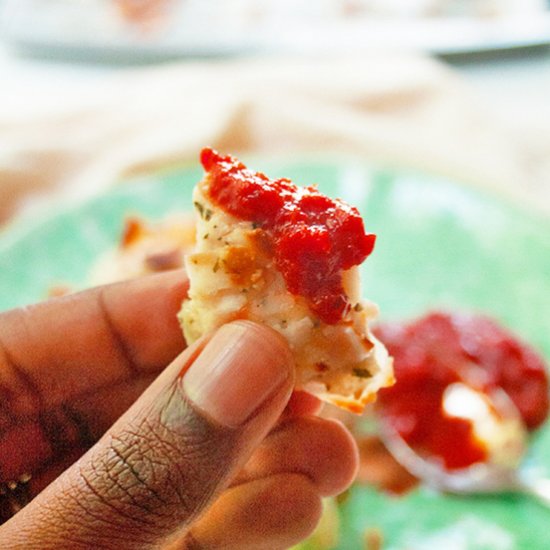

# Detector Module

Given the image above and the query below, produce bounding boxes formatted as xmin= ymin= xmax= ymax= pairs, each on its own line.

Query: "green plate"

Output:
xmin=1 ymin=158 xmax=549 ymax=549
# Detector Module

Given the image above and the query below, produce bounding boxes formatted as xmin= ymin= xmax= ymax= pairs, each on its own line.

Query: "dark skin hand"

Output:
xmin=0 ymin=269 xmax=358 ymax=549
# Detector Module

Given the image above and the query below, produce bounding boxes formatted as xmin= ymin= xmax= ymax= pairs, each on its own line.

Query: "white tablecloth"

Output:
xmin=1 ymin=46 xmax=549 ymax=226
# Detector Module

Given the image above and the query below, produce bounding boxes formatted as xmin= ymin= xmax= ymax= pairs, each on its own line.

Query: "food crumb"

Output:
xmin=145 ymin=248 xmax=182 ymax=271
xmin=316 ymin=362 xmax=329 ymax=373
xmin=48 ymin=284 xmax=73 ymax=298
xmin=363 ymin=527 xmax=384 ymax=550
xmin=353 ymin=368 xmax=372 ymax=378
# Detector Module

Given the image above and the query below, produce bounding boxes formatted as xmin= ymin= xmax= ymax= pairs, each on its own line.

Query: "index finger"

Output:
xmin=0 ymin=269 xmax=188 ymax=420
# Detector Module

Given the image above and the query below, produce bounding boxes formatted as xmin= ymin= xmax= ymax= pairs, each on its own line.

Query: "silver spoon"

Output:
xmin=378 ymin=382 xmax=550 ymax=506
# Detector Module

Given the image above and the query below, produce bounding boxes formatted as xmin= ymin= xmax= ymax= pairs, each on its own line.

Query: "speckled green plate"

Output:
xmin=1 ymin=158 xmax=549 ymax=549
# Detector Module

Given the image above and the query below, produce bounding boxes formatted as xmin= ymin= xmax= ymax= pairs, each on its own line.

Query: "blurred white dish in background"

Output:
xmin=112 ymin=0 xmax=176 ymax=30
xmin=265 ymin=14 xmax=550 ymax=56
xmin=1 ymin=0 xmax=550 ymax=59
xmin=357 ymin=0 xmax=547 ymax=17
xmin=0 ymin=0 xmax=261 ymax=58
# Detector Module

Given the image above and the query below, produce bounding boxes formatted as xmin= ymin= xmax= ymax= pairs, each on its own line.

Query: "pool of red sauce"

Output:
xmin=375 ymin=312 xmax=549 ymax=471
xmin=200 ymin=147 xmax=375 ymax=325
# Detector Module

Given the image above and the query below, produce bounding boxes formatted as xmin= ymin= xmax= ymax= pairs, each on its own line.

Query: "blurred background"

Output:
xmin=1 ymin=4 xmax=550 ymax=549
xmin=0 ymin=0 xmax=549 ymax=224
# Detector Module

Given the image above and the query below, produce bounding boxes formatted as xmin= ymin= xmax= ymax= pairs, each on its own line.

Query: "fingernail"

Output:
xmin=182 ymin=321 xmax=292 ymax=427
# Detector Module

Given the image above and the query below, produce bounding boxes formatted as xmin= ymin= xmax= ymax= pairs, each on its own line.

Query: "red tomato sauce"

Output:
xmin=375 ymin=312 xmax=549 ymax=471
xmin=200 ymin=148 xmax=376 ymax=324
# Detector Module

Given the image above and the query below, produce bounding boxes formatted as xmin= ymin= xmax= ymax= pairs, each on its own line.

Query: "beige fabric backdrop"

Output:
xmin=1 ymin=53 xmax=548 ymax=226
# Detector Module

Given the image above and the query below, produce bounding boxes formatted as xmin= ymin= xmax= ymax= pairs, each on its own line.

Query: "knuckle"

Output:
xmin=98 ymin=425 xmax=177 ymax=513
xmin=76 ymin=425 xmax=176 ymax=533
xmin=78 ymin=395 xmax=232 ymax=530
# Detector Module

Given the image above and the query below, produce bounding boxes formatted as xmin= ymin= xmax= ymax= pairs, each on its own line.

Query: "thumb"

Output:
xmin=1 ymin=321 xmax=295 ymax=549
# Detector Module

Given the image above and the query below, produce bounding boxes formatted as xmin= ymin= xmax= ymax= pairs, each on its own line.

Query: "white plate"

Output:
xmin=0 ymin=0 xmax=259 ymax=60
xmin=267 ymin=14 xmax=550 ymax=56
xmin=2 ymin=0 xmax=550 ymax=60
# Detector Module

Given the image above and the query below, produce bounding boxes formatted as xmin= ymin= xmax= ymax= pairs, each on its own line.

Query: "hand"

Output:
xmin=0 ymin=270 xmax=358 ymax=549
